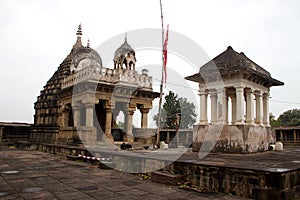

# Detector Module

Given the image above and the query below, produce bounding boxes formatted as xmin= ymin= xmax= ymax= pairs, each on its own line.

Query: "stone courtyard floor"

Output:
xmin=0 ymin=147 xmax=247 ymax=200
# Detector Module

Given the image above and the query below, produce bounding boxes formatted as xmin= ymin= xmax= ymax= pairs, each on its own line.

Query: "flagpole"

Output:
xmin=156 ymin=0 xmax=165 ymax=147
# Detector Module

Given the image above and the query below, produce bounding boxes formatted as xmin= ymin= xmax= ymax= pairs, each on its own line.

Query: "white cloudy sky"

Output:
xmin=0 ymin=0 xmax=300 ymax=123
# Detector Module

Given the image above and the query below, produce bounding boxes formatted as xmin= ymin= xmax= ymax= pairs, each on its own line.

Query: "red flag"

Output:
xmin=163 ymin=24 xmax=169 ymax=84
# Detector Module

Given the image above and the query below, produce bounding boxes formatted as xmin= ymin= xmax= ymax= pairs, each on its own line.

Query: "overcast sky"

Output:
xmin=0 ymin=0 xmax=300 ymax=123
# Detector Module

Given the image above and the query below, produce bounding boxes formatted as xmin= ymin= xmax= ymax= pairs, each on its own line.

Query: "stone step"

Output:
xmin=151 ymin=171 xmax=182 ymax=186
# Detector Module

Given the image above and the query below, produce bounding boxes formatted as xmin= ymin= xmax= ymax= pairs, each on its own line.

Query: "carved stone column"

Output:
xmin=210 ymin=90 xmax=218 ymax=124
xmin=60 ymin=106 xmax=69 ymax=128
xmin=63 ymin=109 xmax=69 ymax=128
xmin=73 ymin=105 xmax=81 ymax=127
xmin=227 ymin=89 xmax=236 ymax=125
xmin=235 ymin=85 xmax=245 ymax=125
xmin=85 ymin=104 xmax=94 ymax=127
xmin=140 ymin=108 xmax=150 ymax=128
xmin=225 ymin=96 xmax=229 ymax=124
xmin=217 ymin=88 xmax=226 ymax=124
xmin=255 ymin=91 xmax=263 ymax=125
xmin=263 ymin=92 xmax=270 ymax=127
xmin=231 ymin=95 xmax=237 ymax=125
xmin=245 ymin=88 xmax=255 ymax=125
xmin=105 ymin=107 xmax=113 ymax=142
xmin=125 ymin=109 xmax=135 ymax=144
xmin=199 ymin=89 xmax=208 ymax=125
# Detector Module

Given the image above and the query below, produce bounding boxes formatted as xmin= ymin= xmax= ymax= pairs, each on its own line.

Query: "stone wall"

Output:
xmin=193 ymin=125 xmax=275 ymax=153
xmin=165 ymin=161 xmax=300 ymax=199
xmin=56 ymin=127 xmax=82 ymax=145
xmin=29 ymin=126 xmax=59 ymax=144
xmin=0 ymin=124 xmax=31 ymax=146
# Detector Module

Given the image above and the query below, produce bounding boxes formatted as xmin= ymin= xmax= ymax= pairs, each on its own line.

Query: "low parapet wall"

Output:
xmin=165 ymin=160 xmax=300 ymax=199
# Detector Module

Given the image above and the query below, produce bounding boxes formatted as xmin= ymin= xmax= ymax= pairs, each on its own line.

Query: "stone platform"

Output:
xmin=15 ymin=142 xmax=300 ymax=199
xmin=0 ymin=146 xmax=245 ymax=200
xmin=174 ymin=148 xmax=300 ymax=199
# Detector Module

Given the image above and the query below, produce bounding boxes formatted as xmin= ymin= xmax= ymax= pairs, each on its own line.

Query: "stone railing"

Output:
xmin=61 ymin=66 xmax=152 ymax=90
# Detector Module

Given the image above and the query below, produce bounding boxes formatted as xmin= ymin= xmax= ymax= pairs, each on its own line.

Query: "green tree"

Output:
xmin=270 ymin=109 xmax=300 ymax=127
xmin=178 ymin=97 xmax=197 ymax=128
xmin=270 ymin=113 xmax=282 ymax=127
xmin=277 ymin=109 xmax=300 ymax=126
xmin=153 ymin=91 xmax=197 ymax=129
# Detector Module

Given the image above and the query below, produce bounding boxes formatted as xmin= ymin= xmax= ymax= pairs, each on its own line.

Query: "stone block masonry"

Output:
xmin=192 ymin=124 xmax=275 ymax=153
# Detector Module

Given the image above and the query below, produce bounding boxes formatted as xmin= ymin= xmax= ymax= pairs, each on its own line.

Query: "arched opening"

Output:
xmin=113 ymin=111 xmax=125 ymax=141
xmin=128 ymin=61 xmax=134 ymax=70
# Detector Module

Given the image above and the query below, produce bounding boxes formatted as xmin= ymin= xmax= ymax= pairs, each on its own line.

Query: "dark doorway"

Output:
xmin=95 ymin=100 xmax=106 ymax=140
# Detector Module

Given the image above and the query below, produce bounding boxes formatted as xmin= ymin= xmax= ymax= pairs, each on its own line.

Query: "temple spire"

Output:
xmin=87 ymin=38 xmax=90 ymax=48
xmin=77 ymin=24 xmax=82 ymax=36
xmin=124 ymin=33 xmax=127 ymax=43
xmin=73 ymin=24 xmax=83 ymax=48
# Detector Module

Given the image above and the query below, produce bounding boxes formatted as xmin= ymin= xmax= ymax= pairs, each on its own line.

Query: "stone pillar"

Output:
xmin=140 ymin=108 xmax=149 ymax=128
xmin=210 ymin=90 xmax=218 ymax=124
xmin=125 ymin=109 xmax=135 ymax=143
xmin=73 ymin=106 xmax=81 ymax=127
xmin=85 ymin=104 xmax=94 ymax=127
xmin=235 ymin=86 xmax=245 ymax=125
xmin=217 ymin=88 xmax=226 ymax=124
xmin=263 ymin=92 xmax=270 ymax=127
xmin=60 ymin=107 xmax=69 ymax=128
xmin=225 ymin=96 xmax=229 ymax=124
xmin=255 ymin=91 xmax=263 ymax=125
xmin=231 ymin=95 xmax=236 ymax=125
xmin=64 ymin=110 xmax=69 ymax=128
xmin=105 ymin=108 xmax=113 ymax=142
xmin=245 ymin=88 xmax=255 ymax=125
xmin=199 ymin=89 xmax=208 ymax=125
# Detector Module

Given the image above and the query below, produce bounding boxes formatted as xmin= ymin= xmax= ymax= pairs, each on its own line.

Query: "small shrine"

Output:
xmin=185 ymin=46 xmax=284 ymax=153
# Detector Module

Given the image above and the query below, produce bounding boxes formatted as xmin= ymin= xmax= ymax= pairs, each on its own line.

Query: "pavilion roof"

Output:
xmin=185 ymin=46 xmax=284 ymax=87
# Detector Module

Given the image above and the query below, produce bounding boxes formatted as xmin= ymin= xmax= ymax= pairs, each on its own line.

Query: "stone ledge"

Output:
xmin=151 ymin=171 xmax=182 ymax=186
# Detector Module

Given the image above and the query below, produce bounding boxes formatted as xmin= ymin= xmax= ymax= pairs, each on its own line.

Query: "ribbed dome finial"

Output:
xmin=77 ymin=24 xmax=82 ymax=36
xmin=73 ymin=24 xmax=83 ymax=49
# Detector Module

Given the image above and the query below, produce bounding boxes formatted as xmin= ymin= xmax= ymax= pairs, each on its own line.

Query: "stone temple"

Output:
xmin=30 ymin=25 xmax=159 ymax=146
xmin=29 ymin=24 xmax=284 ymax=153
xmin=185 ymin=46 xmax=284 ymax=153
